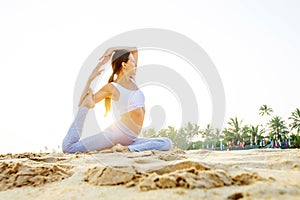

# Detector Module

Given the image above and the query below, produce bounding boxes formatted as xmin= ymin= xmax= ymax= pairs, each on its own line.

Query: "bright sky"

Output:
xmin=0 ymin=0 xmax=299 ymax=154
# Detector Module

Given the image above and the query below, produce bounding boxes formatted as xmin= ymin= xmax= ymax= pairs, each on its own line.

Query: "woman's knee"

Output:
xmin=62 ymin=141 xmax=86 ymax=153
xmin=62 ymin=143 xmax=76 ymax=153
xmin=62 ymin=144 xmax=72 ymax=153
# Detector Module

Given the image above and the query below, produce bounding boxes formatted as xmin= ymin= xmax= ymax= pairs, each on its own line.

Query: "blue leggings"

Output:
xmin=62 ymin=106 xmax=172 ymax=153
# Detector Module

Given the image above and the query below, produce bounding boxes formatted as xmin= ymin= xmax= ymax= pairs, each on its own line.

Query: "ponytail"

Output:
xmin=104 ymin=72 xmax=115 ymax=116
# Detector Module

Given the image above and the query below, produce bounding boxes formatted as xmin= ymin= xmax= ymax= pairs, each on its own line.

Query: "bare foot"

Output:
xmin=80 ymin=89 xmax=95 ymax=108
xmin=112 ymin=144 xmax=130 ymax=153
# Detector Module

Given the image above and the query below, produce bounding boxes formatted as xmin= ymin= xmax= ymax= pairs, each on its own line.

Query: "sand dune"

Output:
xmin=0 ymin=149 xmax=299 ymax=199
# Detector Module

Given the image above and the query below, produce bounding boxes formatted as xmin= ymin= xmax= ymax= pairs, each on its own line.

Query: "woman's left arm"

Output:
xmin=78 ymin=59 xmax=106 ymax=106
xmin=101 ymin=47 xmax=138 ymax=66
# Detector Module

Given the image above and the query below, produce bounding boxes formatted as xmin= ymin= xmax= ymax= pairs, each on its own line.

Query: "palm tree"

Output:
xmin=288 ymin=108 xmax=300 ymax=148
xmin=182 ymin=122 xmax=201 ymax=141
xmin=142 ymin=128 xmax=157 ymax=138
xmin=259 ymin=105 xmax=273 ymax=116
xmin=248 ymin=125 xmax=264 ymax=145
xmin=259 ymin=104 xmax=273 ymax=136
xmin=227 ymin=117 xmax=243 ymax=141
xmin=241 ymin=125 xmax=250 ymax=142
xmin=175 ymin=127 xmax=190 ymax=150
xmin=160 ymin=122 xmax=201 ymax=150
xmin=290 ymin=134 xmax=300 ymax=148
xmin=202 ymin=124 xmax=213 ymax=139
xmin=268 ymin=116 xmax=289 ymax=140
xmin=223 ymin=127 xmax=234 ymax=144
xmin=289 ymin=108 xmax=300 ymax=134
xmin=202 ymin=124 xmax=223 ymax=147
xmin=202 ymin=124 xmax=214 ymax=148
xmin=215 ymin=128 xmax=224 ymax=141
xmin=157 ymin=126 xmax=177 ymax=141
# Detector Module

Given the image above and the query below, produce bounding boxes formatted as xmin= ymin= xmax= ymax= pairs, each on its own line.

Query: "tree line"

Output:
xmin=142 ymin=105 xmax=300 ymax=150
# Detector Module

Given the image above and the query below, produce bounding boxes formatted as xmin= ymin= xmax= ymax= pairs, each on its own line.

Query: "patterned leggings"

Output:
xmin=62 ymin=106 xmax=172 ymax=153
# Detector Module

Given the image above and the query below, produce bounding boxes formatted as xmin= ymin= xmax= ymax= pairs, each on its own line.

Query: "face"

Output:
xmin=122 ymin=53 xmax=137 ymax=77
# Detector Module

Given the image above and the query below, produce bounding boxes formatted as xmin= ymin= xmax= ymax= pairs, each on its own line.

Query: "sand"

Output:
xmin=0 ymin=149 xmax=299 ymax=200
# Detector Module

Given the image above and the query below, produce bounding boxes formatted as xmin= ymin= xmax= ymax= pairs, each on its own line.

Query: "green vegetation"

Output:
xmin=142 ymin=106 xmax=300 ymax=150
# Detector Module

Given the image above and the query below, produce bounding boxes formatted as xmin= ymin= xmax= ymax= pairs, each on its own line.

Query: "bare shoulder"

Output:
xmin=103 ymin=82 xmax=120 ymax=100
xmin=99 ymin=82 xmax=114 ymax=91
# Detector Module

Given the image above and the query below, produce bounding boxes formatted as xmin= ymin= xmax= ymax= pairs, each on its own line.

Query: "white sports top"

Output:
xmin=110 ymin=79 xmax=145 ymax=115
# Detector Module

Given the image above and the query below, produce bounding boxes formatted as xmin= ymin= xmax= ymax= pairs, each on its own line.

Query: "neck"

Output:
xmin=116 ymin=72 xmax=132 ymax=83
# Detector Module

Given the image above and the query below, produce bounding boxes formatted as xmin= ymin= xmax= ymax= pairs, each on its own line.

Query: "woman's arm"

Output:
xmin=101 ymin=47 xmax=138 ymax=66
xmin=94 ymin=83 xmax=116 ymax=104
xmin=78 ymin=59 xmax=107 ymax=106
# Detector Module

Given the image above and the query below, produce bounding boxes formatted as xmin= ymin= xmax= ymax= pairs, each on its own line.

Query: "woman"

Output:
xmin=62 ymin=47 xmax=172 ymax=153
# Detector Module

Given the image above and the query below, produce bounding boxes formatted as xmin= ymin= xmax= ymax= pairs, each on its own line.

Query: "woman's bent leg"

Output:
xmin=62 ymin=106 xmax=89 ymax=153
xmin=65 ymin=122 xmax=137 ymax=153
xmin=128 ymin=137 xmax=173 ymax=152
xmin=76 ymin=131 xmax=116 ymax=152
xmin=63 ymin=117 xmax=136 ymax=153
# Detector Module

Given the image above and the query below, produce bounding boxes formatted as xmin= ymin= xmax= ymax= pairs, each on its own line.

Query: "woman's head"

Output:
xmin=109 ymin=49 xmax=131 ymax=81
xmin=109 ymin=50 xmax=137 ymax=82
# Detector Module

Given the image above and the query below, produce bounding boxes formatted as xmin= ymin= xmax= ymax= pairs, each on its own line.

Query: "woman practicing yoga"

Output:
xmin=62 ymin=47 xmax=172 ymax=153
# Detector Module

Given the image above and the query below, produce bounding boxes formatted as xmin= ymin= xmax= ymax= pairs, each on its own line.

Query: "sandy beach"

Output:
xmin=0 ymin=149 xmax=299 ymax=200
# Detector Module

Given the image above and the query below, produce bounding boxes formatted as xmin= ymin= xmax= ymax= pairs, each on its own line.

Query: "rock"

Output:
xmin=84 ymin=166 xmax=136 ymax=186
xmin=0 ymin=162 xmax=71 ymax=191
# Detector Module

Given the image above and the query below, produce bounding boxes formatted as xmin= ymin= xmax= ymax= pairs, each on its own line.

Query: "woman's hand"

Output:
xmin=78 ymin=64 xmax=104 ymax=107
xmin=103 ymin=47 xmax=114 ymax=57
xmin=99 ymin=48 xmax=114 ymax=63
xmin=89 ymin=62 xmax=105 ymax=81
